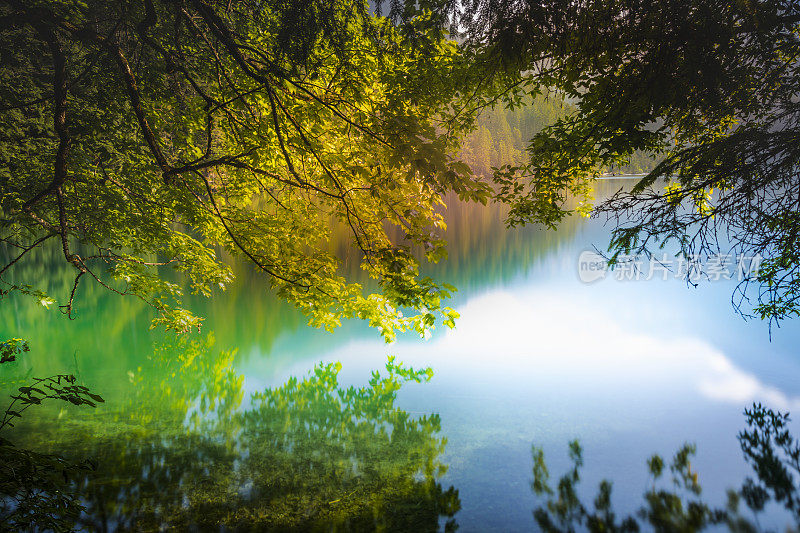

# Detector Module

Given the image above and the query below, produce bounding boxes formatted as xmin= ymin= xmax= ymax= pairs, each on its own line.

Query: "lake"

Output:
xmin=3 ymin=178 xmax=800 ymax=531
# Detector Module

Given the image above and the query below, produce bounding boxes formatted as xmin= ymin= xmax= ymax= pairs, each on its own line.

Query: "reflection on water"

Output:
xmin=531 ymin=404 xmax=800 ymax=532
xmin=420 ymin=288 xmax=800 ymax=412
xmin=0 ymin=185 xmax=588 ymax=378
xmin=5 ymin=336 xmax=458 ymax=531
xmin=3 ymin=179 xmax=800 ymax=530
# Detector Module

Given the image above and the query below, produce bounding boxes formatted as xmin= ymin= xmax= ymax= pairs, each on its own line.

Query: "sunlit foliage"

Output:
xmin=0 ymin=0 xmax=519 ymax=338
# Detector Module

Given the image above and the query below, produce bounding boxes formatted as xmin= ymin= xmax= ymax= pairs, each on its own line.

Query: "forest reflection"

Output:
xmin=7 ymin=336 xmax=459 ymax=531
xmin=531 ymin=404 xmax=800 ymax=532
xmin=0 ymin=180 xmax=596 ymax=377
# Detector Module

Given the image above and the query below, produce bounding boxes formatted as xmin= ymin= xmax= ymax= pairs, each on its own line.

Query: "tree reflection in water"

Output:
xmin=27 ymin=335 xmax=459 ymax=531
xmin=531 ymin=404 xmax=800 ymax=532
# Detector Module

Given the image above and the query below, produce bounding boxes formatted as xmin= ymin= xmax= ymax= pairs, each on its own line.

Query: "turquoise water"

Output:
xmin=2 ymin=179 xmax=799 ymax=530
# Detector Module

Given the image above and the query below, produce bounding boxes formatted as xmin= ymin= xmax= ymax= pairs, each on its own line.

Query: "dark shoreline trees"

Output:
xmin=447 ymin=0 xmax=800 ymax=323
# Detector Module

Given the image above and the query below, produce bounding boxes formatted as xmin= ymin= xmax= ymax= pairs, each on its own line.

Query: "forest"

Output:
xmin=459 ymin=95 xmax=657 ymax=178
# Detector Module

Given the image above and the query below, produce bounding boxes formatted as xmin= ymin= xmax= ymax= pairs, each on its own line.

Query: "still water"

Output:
xmin=3 ymin=179 xmax=800 ymax=531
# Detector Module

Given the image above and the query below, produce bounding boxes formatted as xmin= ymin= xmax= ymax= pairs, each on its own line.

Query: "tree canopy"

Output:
xmin=455 ymin=0 xmax=800 ymax=322
xmin=3 ymin=0 xmax=800 ymax=336
xmin=0 ymin=0 xmax=518 ymax=338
